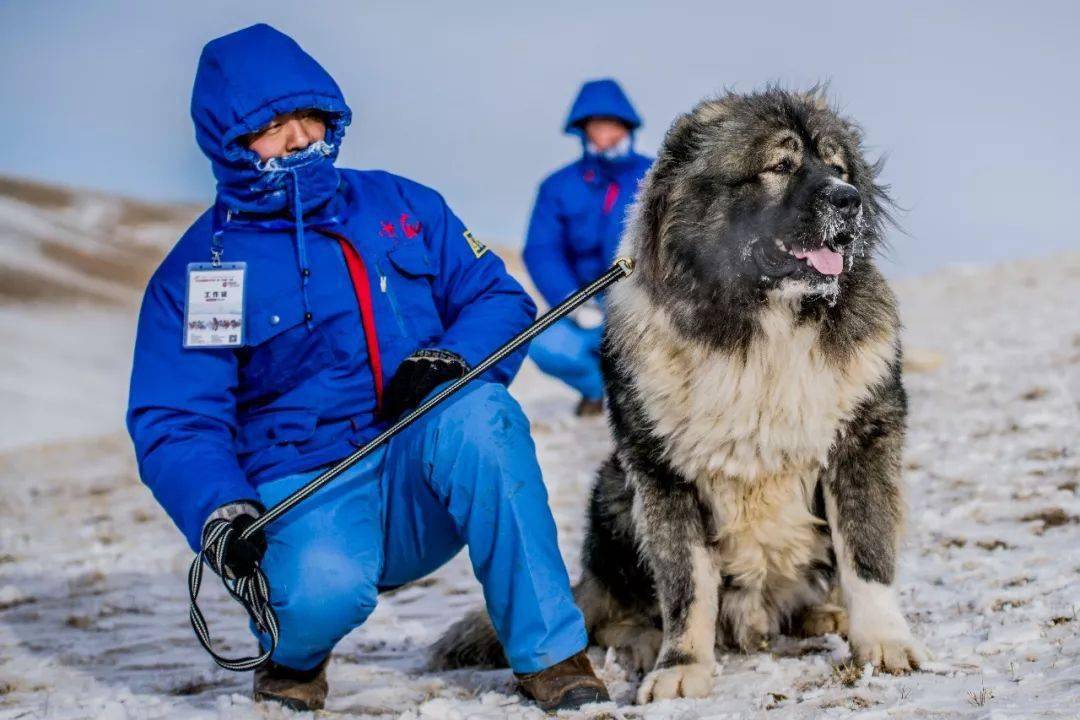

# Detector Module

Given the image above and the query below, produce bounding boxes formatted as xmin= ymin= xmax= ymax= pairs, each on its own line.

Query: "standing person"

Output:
xmin=126 ymin=24 xmax=609 ymax=712
xmin=523 ymin=79 xmax=652 ymax=416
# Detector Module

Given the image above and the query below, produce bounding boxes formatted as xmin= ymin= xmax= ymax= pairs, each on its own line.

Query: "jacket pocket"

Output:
xmin=385 ymin=239 xmax=436 ymax=278
xmin=381 ymin=241 xmax=444 ymax=341
xmin=237 ymin=408 xmax=319 ymax=452
xmin=236 ymin=408 xmax=319 ymax=467
xmin=240 ymin=291 xmax=334 ymax=393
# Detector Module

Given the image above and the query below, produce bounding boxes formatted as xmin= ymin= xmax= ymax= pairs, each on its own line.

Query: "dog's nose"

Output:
xmin=828 ymin=184 xmax=862 ymax=218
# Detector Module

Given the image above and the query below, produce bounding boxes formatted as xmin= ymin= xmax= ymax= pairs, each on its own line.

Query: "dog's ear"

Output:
xmin=631 ymin=169 xmax=668 ymax=287
xmin=631 ymin=110 xmax=703 ymax=287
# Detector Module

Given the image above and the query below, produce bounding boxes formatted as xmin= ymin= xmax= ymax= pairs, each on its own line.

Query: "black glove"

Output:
xmin=381 ymin=348 xmax=469 ymax=421
xmin=202 ymin=504 xmax=268 ymax=580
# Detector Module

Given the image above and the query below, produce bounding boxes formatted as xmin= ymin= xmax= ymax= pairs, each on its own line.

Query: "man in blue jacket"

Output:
xmin=127 ymin=24 xmax=608 ymax=712
xmin=523 ymin=79 xmax=652 ymax=416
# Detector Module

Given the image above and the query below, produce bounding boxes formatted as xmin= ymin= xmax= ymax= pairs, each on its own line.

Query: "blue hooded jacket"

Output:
xmin=127 ymin=24 xmax=535 ymax=550
xmin=523 ymin=79 xmax=652 ymax=307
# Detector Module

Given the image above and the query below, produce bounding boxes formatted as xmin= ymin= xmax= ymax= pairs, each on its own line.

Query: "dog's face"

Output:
xmin=737 ymin=127 xmax=868 ymax=293
xmin=632 ymin=89 xmax=890 ymax=326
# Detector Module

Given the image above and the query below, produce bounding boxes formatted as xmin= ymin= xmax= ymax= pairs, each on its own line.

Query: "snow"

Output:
xmin=0 ymin=304 xmax=138 ymax=452
xmin=1 ymin=249 xmax=1078 ymax=719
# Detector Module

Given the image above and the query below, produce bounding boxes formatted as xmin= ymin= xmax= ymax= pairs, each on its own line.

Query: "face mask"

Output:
xmin=252 ymin=140 xmax=340 ymax=214
xmin=586 ymin=135 xmax=632 ymax=162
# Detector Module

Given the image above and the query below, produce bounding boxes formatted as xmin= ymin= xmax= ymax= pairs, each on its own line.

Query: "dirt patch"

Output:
xmin=1020 ymin=386 xmax=1049 ymax=401
xmin=65 ymin=614 xmax=94 ymax=630
xmin=0 ymin=265 xmax=122 ymax=304
xmin=39 ymin=238 xmax=160 ymax=290
xmin=115 ymin=200 xmax=199 ymax=229
xmin=991 ymin=597 xmax=1029 ymax=611
xmin=0 ymin=176 xmax=75 ymax=209
xmin=977 ymin=539 xmax=1014 ymax=551
xmin=166 ymin=677 xmax=234 ymax=696
xmin=1026 ymin=447 xmax=1067 ymax=462
xmin=1020 ymin=507 xmax=1078 ymax=530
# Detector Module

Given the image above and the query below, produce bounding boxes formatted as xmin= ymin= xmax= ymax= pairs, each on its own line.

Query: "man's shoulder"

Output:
xmin=629 ymin=152 xmax=654 ymax=174
xmin=339 ymin=168 xmax=448 ymax=211
xmin=540 ymin=159 xmax=586 ymax=190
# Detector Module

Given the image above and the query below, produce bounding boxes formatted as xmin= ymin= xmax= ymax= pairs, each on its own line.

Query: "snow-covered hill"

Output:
xmin=0 ymin=177 xmax=198 ymax=451
xmin=0 ymin=175 xmax=199 ymax=305
xmin=0 ymin=179 xmax=1076 ymax=718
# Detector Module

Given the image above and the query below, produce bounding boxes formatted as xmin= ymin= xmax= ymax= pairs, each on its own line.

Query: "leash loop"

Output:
xmin=188 ymin=520 xmax=278 ymax=671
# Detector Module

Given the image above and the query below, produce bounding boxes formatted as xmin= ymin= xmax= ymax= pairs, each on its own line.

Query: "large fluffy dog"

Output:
xmin=432 ymin=88 xmax=926 ymax=703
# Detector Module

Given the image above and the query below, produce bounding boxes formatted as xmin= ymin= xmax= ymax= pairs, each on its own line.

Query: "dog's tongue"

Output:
xmin=794 ymin=247 xmax=844 ymax=276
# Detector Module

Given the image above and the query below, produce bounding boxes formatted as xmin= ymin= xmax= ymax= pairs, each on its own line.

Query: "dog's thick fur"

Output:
xmin=430 ymin=88 xmax=926 ymax=703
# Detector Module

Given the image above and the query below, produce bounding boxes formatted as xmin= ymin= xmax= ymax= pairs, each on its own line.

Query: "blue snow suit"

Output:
xmin=523 ymin=79 xmax=652 ymax=400
xmin=126 ymin=23 xmax=586 ymax=673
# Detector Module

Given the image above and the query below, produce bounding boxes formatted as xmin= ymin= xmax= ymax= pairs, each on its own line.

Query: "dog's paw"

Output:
xmin=845 ymin=581 xmax=929 ymax=674
xmin=636 ymin=662 xmax=714 ymax=703
xmin=850 ymin=632 xmax=928 ymax=674
xmin=799 ymin=603 xmax=849 ymax=638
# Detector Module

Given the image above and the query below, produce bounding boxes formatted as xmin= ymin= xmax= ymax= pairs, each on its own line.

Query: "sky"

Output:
xmin=1 ymin=0 xmax=1076 ymax=276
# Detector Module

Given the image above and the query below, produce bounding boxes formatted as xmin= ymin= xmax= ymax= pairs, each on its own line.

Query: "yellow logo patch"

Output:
xmin=463 ymin=229 xmax=488 ymax=259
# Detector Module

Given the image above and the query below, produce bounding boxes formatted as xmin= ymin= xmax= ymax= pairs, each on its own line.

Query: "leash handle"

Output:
xmin=188 ymin=520 xmax=279 ymax=670
xmin=189 ymin=257 xmax=634 ymax=670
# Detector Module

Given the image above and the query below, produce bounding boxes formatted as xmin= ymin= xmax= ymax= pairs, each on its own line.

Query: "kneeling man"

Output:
xmin=127 ymin=24 xmax=607 ymax=712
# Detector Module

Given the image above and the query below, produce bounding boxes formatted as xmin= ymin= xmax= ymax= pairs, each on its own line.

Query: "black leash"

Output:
xmin=188 ymin=257 xmax=635 ymax=670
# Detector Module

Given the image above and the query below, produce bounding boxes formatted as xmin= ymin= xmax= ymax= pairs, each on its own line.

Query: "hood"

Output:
xmin=191 ymin=23 xmax=352 ymax=212
xmin=564 ymin=78 xmax=641 ymax=136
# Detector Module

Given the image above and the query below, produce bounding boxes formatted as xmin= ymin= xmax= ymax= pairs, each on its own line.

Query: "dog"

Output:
xmin=430 ymin=87 xmax=927 ymax=703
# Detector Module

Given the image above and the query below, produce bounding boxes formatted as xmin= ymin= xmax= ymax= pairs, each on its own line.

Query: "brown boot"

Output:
xmin=575 ymin=397 xmax=604 ymax=418
xmin=515 ymin=650 xmax=610 ymax=711
xmin=253 ymin=657 xmax=329 ymax=711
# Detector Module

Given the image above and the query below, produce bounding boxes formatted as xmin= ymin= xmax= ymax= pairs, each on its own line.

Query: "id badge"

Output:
xmin=184 ymin=262 xmax=246 ymax=348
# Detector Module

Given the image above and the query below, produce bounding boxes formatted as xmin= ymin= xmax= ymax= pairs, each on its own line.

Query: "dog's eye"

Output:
xmin=829 ymin=164 xmax=847 ymax=177
xmin=767 ymin=159 xmax=796 ymax=174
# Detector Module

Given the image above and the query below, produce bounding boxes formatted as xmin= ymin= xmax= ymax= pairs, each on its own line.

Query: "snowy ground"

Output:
xmin=0 ymin=252 xmax=1077 ymax=720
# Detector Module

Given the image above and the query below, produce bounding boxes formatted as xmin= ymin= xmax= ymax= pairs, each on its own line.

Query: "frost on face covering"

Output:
xmin=256 ymin=139 xmax=334 ymax=173
xmin=586 ymin=135 xmax=633 ymax=162
xmin=253 ymin=140 xmax=338 ymax=214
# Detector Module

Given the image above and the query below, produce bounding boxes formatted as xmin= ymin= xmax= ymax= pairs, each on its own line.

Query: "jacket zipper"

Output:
xmin=376 ymin=260 xmax=408 ymax=334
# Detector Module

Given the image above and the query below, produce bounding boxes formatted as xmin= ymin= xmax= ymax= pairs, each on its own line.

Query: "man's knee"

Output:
xmin=272 ymin=548 xmax=379 ymax=639
xmin=528 ymin=329 xmax=565 ymax=372
xmin=434 ymin=382 xmax=529 ymax=443
xmin=529 ymin=326 xmax=588 ymax=375
xmin=423 ymin=383 xmax=544 ymax=499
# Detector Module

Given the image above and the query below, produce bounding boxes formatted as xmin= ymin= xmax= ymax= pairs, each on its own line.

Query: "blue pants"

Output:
xmin=252 ymin=382 xmax=587 ymax=673
xmin=528 ymin=319 xmax=604 ymax=400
